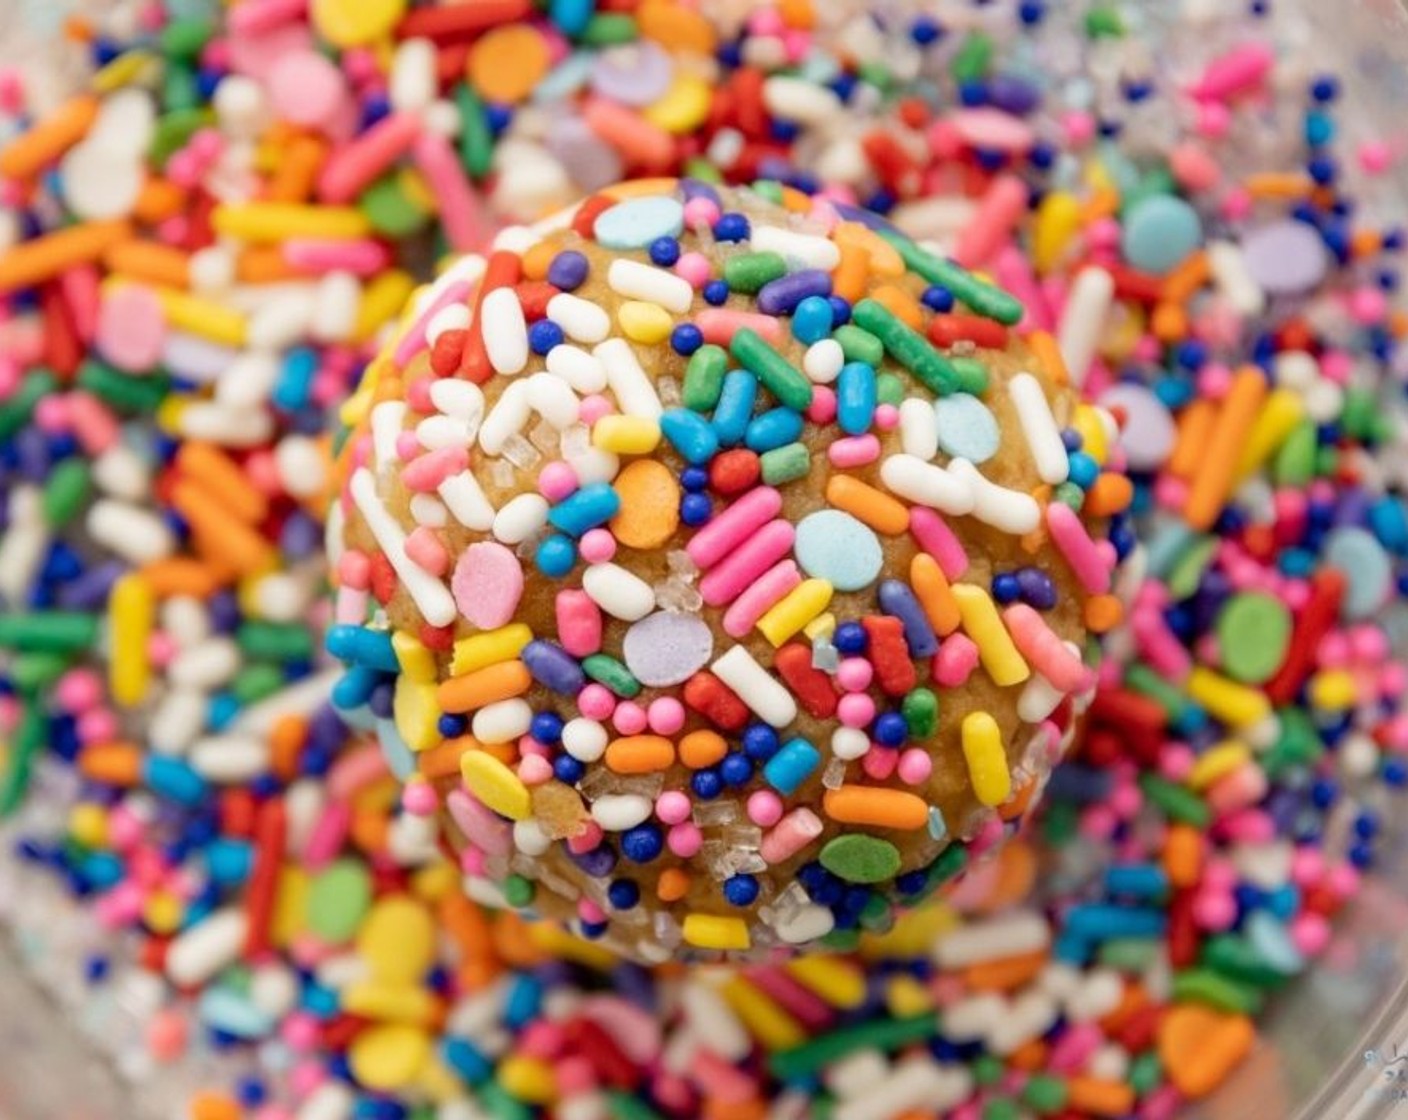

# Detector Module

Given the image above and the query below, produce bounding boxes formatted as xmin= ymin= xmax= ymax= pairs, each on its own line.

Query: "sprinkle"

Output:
xmin=961 ymin=711 xmax=1011 ymax=807
xmin=622 ymin=612 xmax=714 ymax=687
xmin=712 ymin=645 xmax=798 ymax=729
xmin=451 ymin=541 xmax=525 ymax=629
xmin=818 ymin=834 xmax=901 ymax=884
xmin=951 ymin=583 xmax=1030 ymax=687
xmin=350 ymin=470 xmax=455 ymax=627
xmin=460 ymin=751 xmax=532 ymax=821
xmin=606 ymin=257 xmax=694 ymax=313
xmin=794 ymin=510 xmax=884 ymax=591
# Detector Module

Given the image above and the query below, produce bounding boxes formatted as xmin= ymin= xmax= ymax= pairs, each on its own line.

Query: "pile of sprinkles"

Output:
xmin=329 ymin=178 xmax=1131 ymax=958
xmin=0 ymin=1 xmax=1408 ymax=1119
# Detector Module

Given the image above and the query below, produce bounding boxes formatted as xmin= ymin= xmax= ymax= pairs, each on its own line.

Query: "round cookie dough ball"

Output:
xmin=327 ymin=181 xmax=1132 ymax=961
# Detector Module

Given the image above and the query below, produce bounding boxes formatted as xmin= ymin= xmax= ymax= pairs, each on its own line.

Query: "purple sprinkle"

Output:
xmin=1015 ymin=567 xmax=1058 ymax=610
xmin=56 ymin=561 xmax=123 ymax=610
xmin=522 ymin=639 xmax=586 ymax=695
xmin=547 ymin=250 xmax=590 ymax=291
xmin=680 ymin=179 xmax=721 ymax=206
xmin=757 ymin=269 xmax=833 ymax=316
xmin=877 ymin=579 xmax=939 ymax=658
xmin=987 ymin=73 xmax=1042 ymax=116
xmin=569 ymin=843 xmax=616 ymax=877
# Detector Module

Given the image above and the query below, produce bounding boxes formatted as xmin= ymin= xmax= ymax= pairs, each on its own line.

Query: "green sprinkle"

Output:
xmin=77 ymin=359 xmax=171 ymax=412
xmin=683 ymin=157 xmax=723 ymax=184
xmin=1315 ymin=444 xmax=1338 ymax=477
xmin=151 ymin=108 xmax=212 ymax=167
xmin=819 ymin=926 xmax=861 ymax=952
xmin=875 ymin=372 xmax=905 ymax=407
xmin=360 ymin=174 xmax=429 ymax=238
xmin=1273 ymin=419 xmax=1316 ymax=487
xmin=730 ymin=328 xmax=813 ymax=411
xmin=42 ymin=459 xmax=90 ymax=527
xmin=1 ymin=702 xmax=44 ymax=816
xmin=1262 ymin=706 xmax=1323 ymax=778
xmin=971 ymin=1054 xmax=1006 ymax=1086
xmin=723 ymin=251 xmax=788 ymax=293
xmin=582 ymin=653 xmax=641 ymax=698
xmin=682 ymin=344 xmax=728 ymax=411
xmin=454 ymin=84 xmax=494 ymax=180
xmin=759 ymin=442 xmax=810 ymax=485
xmin=0 ymin=612 xmax=99 ymax=654
xmin=0 ymin=369 xmax=58 ymax=440
xmin=852 ymin=299 xmax=960 ymax=395
xmin=232 ymin=663 xmax=286 ymax=705
xmin=479 ymin=1081 xmax=535 ymax=1120
xmin=819 ymin=834 xmax=900 ymax=883
xmin=950 ymin=357 xmax=991 ymax=395
xmin=1124 ymin=662 xmax=1188 ymax=722
xmin=1171 ymin=968 xmax=1264 ymax=1015
xmin=925 ymin=841 xmax=967 ymax=889
xmin=1085 ymin=5 xmax=1125 ymax=36
xmin=581 ymin=13 xmax=637 ymax=45
xmin=878 ymin=230 xmax=1025 ymax=325
xmin=237 ymin=621 xmax=315 ymax=662
xmin=982 ymin=1099 xmax=1020 ymax=1120
xmin=1128 ymin=1051 xmax=1163 ymax=1096
xmin=1098 ymin=936 xmax=1161 ymax=973
xmin=306 ymin=859 xmax=372 ymax=942
xmin=858 ymin=892 xmax=892 ymax=930
xmin=605 ymin=1092 xmax=667 ymax=1120
xmin=1166 ymin=534 xmax=1217 ymax=600
xmin=1200 ymin=934 xmax=1289 ymax=988
xmin=11 ymin=653 xmax=69 ymax=695
xmin=901 ymin=687 xmax=938 ymax=739
xmin=951 ymin=31 xmax=993 ymax=81
xmin=833 ymin=324 xmax=884 ymax=367
xmin=159 ymin=17 xmax=212 ymax=60
xmin=1022 ymin=1074 xmax=1069 ymax=1113
xmin=162 ymin=63 xmax=201 ymax=113
xmin=1138 ymin=774 xmax=1210 ymax=827
xmin=1216 ymin=593 xmax=1292 ymax=684
xmin=768 ymin=1014 xmax=938 ymax=1080
xmin=856 ymin=61 xmax=895 ymax=93
xmin=503 ymin=875 xmax=535 ymax=907
xmin=1052 ymin=481 xmax=1086 ymax=510
xmin=749 ymin=179 xmax=786 ymax=205
xmin=1042 ymin=799 xmax=1079 ymax=845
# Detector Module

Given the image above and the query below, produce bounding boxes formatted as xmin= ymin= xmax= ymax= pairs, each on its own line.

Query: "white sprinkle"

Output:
xmin=830 ymin=727 xmax=870 ymax=760
xmin=151 ymin=690 xmax=208 ymax=754
xmin=898 ymin=397 xmax=939 ymax=459
xmin=491 ymin=224 xmax=542 ymax=256
xmin=513 ymin=819 xmax=552 ymax=857
xmin=1064 ymin=968 xmax=1124 ymax=1023
xmin=191 ymin=733 xmax=270 ymax=783
xmin=429 ymin=378 xmax=484 ymax=428
xmin=416 ymin=413 xmax=473 ymax=451
xmin=438 ymin=470 xmax=496 ymax=531
xmin=832 ymin=1058 xmax=971 ymax=1120
xmin=492 ymin=493 xmax=550 ymax=544
xmin=712 ymin=645 xmax=797 ymax=728
xmin=214 ymin=351 xmax=278 ymax=408
xmin=562 ymin=718 xmax=608 ymax=762
xmin=582 ymin=562 xmax=656 ymax=621
xmin=178 ymin=401 xmax=274 ymax=447
xmin=169 ymin=636 xmax=241 ymax=690
xmin=750 ymin=225 xmax=841 ymax=271
xmin=679 ymin=984 xmax=751 ymax=1062
xmin=948 ymin=459 xmax=1041 ymax=534
xmin=87 ymin=499 xmax=176 ymax=563
xmin=879 ymin=454 xmax=975 ymax=515
xmin=351 ymin=468 xmax=457 ymax=626
xmin=1007 ymin=372 xmax=1070 ymax=485
xmin=1057 ymin=266 xmax=1114 ymax=386
xmin=389 ymin=37 xmax=437 ymax=113
xmin=480 ymin=287 xmax=529 ymax=375
xmin=1208 ymin=239 xmax=1266 ymax=317
xmin=931 ymin=910 xmax=1051 ymax=968
xmin=803 ymin=338 xmax=844 ymax=384
xmin=167 ymin=908 xmax=248 ymax=986
xmin=987 ymin=991 xmax=1059 ymax=1056
xmin=565 ymin=446 xmax=621 ymax=486
xmin=478 ymin=378 xmax=533 ymax=455
xmin=548 ymin=292 xmax=611 ymax=344
xmin=1018 ymin=670 xmax=1064 ymax=722
xmin=472 ymin=697 xmax=533 ymax=743
xmin=594 ymin=338 xmax=662 ymax=419
xmin=607 ymin=258 xmax=694 ymax=314
xmin=592 ymin=794 xmax=653 ymax=831
xmin=276 ymin=434 xmax=327 ymax=499
xmin=527 ymin=370 xmax=580 ymax=429
xmin=0 ymin=487 xmax=46 ymax=604
xmin=247 ymin=289 xmax=315 ymax=350
xmin=310 ymin=270 xmax=360 ymax=343
xmin=546 ymin=344 xmax=608 ymax=393
xmin=409 ymin=494 xmax=448 ymax=527
xmin=297 ymin=1084 xmax=354 ymax=1120
xmin=370 ymin=400 xmax=407 ymax=471
xmin=92 ymin=445 xmax=150 ymax=500
xmin=942 ymin=993 xmax=1007 ymax=1042
xmin=762 ymin=75 xmax=843 ymax=124
xmin=425 ymin=303 xmax=471 ymax=346
xmin=774 ymin=901 xmax=836 ymax=945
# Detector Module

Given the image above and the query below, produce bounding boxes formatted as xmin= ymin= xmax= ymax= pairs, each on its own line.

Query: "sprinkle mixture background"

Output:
xmin=3 ymin=1 xmax=1408 ymax=1119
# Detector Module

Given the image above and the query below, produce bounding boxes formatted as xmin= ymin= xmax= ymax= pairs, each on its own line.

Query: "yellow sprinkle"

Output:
xmin=348 ymin=1024 xmax=431 ymax=1092
xmin=399 ymin=166 xmax=437 ymax=214
xmin=68 ymin=803 xmax=108 ymax=849
xmin=150 ymin=285 xmax=247 ymax=346
xmin=962 ymin=710 xmax=1012 ymax=807
xmin=1187 ymin=740 xmax=1251 ymax=791
xmin=450 ymin=623 xmax=532 ymax=676
xmin=860 ymin=902 xmax=960 ymax=959
xmin=108 ymin=572 xmax=154 ymax=707
xmin=719 ymin=976 xmax=805 ymax=1049
xmin=592 ymin=415 xmax=662 ymax=455
xmin=757 ymin=579 xmax=834 ymax=646
xmin=393 ymin=678 xmax=441 ymax=752
xmin=496 ymin=1056 xmax=558 ymax=1105
xmin=144 ymin=890 xmax=184 ymax=935
xmin=1071 ymin=403 xmax=1109 ymax=465
xmin=342 ymin=981 xmax=439 ymax=1025
xmin=682 ymin=913 xmax=752 ymax=953
xmin=884 ymin=974 xmax=935 ymax=1018
xmin=1308 ymin=668 xmax=1358 ymax=712
xmin=212 ymin=202 xmax=372 ymax=242
xmin=1032 ymin=191 xmax=1081 ymax=274
xmin=460 ymin=751 xmax=532 ymax=820
xmin=1235 ymin=388 xmax=1303 ymax=482
xmin=528 ymin=921 xmax=621 ymax=969
xmin=1186 ymin=667 xmax=1272 ymax=727
xmin=392 ymin=631 xmax=437 ymax=683
xmin=358 ymin=897 xmax=436 ymax=985
xmin=952 ymin=584 xmax=1030 ymax=687
xmin=786 ymin=956 xmax=867 ymax=1009
xmin=271 ymin=866 xmax=309 ymax=948
xmin=410 ymin=862 xmax=458 ymax=903
xmin=415 ymin=1054 xmax=464 ymax=1104
xmin=92 ymin=50 xmax=159 ymax=93
xmin=803 ymin=611 xmax=836 ymax=641
xmin=643 ymin=73 xmax=712 ymax=133
xmin=617 ymin=299 xmax=675 ymax=344
xmin=356 ymin=269 xmax=416 ymax=344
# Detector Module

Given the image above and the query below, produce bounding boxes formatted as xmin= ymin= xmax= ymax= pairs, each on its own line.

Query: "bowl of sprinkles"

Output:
xmin=4 ymin=1 xmax=1408 ymax=1120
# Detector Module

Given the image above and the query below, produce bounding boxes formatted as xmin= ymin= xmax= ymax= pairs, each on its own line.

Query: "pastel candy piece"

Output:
xmin=818 ymin=834 xmax=901 ymax=883
xmin=623 ymin=612 xmax=714 ymax=687
xmin=546 ymin=115 xmax=623 ymax=193
xmin=934 ymin=393 xmax=1001 ymax=463
xmin=98 ymin=284 xmax=166 ymax=372
xmin=1121 ymin=194 xmax=1202 ymax=275
xmin=1323 ymin=527 xmax=1392 ymax=620
xmin=593 ymin=196 xmax=686 ymax=251
xmin=452 ymin=541 xmax=525 ymax=629
xmin=609 ymin=459 xmax=680 ymax=549
xmin=1099 ymin=383 xmax=1175 ymax=472
xmin=590 ymin=41 xmax=674 ymax=107
xmin=1241 ymin=220 xmax=1330 ymax=293
xmin=794 ymin=509 xmax=883 ymax=591
xmin=1215 ymin=593 xmax=1291 ymax=684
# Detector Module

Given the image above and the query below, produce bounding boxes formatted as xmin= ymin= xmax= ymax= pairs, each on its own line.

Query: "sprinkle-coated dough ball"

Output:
xmin=328 ymin=181 xmax=1132 ymax=960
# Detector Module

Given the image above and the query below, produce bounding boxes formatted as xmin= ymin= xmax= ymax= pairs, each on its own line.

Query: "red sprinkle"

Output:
xmin=1265 ymin=568 xmax=1344 ymax=704
xmin=861 ymin=615 xmax=917 ymax=696
xmin=709 ymin=449 xmax=761 ymax=495
xmin=459 ymin=249 xmax=523 ymax=383
xmin=430 ymin=328 xmax=467 ymax=376
xmin=927 ymin=313 xmax=1009 ymax=350
xmin=775 ymin=642 xmax=839 ymax=719
xmin=514 ymin=279 xmax=557 ymax=321
xmin=368 ymin=551 xmax=398 ymax=605
xmin=572 ymin=194 xmax=616 ymax=240
xmin=682 ymin=671 xmax=750 ymax=731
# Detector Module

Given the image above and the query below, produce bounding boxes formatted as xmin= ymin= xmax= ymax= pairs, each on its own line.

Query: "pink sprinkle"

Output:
xmin=646 ymin=697 xmax=685 ymax=735
xmin=402 ymin=782 xmax=438 ymax=816
xmin=404 ymin=526 xmax=449 ymax=575
xmin=683 ymin=197 xmax=721 ymax=230
xmin=611 ymin=701 xmax=648 ymax=735
xmin=556 ymin=589 xmax=603 ymax=657
xmin=807 ymin=385 xmax=838 ymax=425
xmin=836 ymin=692 xmax=876 ymax=729
xmin=579 ymin=527 xmax=616 ymax=564
xmin=451 ymin=541 xmax=524 ymax=628
xmin=674 ymin=251 xmax=712 ymax=289
xmin=538 ymin=460 xmax=580 ymax=502
xmin=932 ymin=633 xmax=978 ymax=687
xmin=861 ymin=747 xmax=896 ymax=780
xmin=517 ymin=754 xmax=553 ymax=786
xmin=655 ymin=791 xmax=691 ymax=825
xmin=897 ymin=749 xmax=932 ymax=786
xmin=835 ymin=658 xmax=873 ymax=693
xmin=668 ymin=822 xmax=702 ymax=858
xmin=577 ymin=683 xmax=616 ymax=720
xmin=338 ymin=551 xmax=371 ymax=590
xmin=54 ymin=668 xmax=103 ymax=713
xmin=1359 ymin=139 xmax=1394 ymax=174
xmin=578 ymin=394 xmax=614 ymax=424
xmin=568 ymin=821 xmax=603 ymax=855
xmin=394 ymin=430 xmax=420 ymax=460
xmin=1291 ymin=912 xmax=1331 ymax=956
xmin=909 ymin=507 xmax=969 ymax=580
xmin=747 ymin=790 xmax=783 ymax=827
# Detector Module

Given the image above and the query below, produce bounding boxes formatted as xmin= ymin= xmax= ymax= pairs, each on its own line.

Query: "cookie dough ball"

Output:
xmin=327 ymin=181 xmax=1131 ymax=961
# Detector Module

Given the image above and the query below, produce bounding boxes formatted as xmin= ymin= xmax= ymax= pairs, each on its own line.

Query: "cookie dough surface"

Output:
xmin=330 ymin=181 xmax=1130 ymax=960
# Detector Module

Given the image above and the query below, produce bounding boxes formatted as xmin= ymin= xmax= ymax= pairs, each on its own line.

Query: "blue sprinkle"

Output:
xmin=1103 ymin=863 xmax=1169 ymax=899
xmin=593 ymin=196 xmax=685 ymax=250
xmin=670 ymin=323 xmax=704 ymax=355
xmin=324 ymin=625 xmax=399 ymax=671
xmin=547 ymin=482 xmax=621 ymax=536
xmin=792 ymin=295 xmax=834 ymax=344
xmin=712 ymin=370 xmax=757 ymax=446
xmin=1122 ymin=194 xmax=1202 ymax=275
xmin=877 ymin=579 xmax=939 ymax=658
xmin=763 ymin=737 xmax=820 ymax=795
xmin=521 ymin=640 xmax=586 ymax=694
xmin=934 ymin=393 xmax=1001 ymax=463
xmin=661 ymin=409 xmax=721 ymax=464
xmin=745 ymin=407 xmax=805 ymax=452
xmin=528 ymin=319 xmax=564 ymax=355
xmin=795 ymin=510 xmax=883 ymax=591
xmin=724 ymin=874 xmax=760 ymax=906
xmin=757 ymin=269 xmax=833 ymax=316
xmin=144 ymin=756 xmax=207 ymax=805
xmin=536 ymin=534 xmax=577 ymax=577
xmin=547 ymin=250 xmax=589 ymax=290
xmin=836 ymin=361 xmax=877 ymax=436
xmin=649 ymin=236 xmax=681 ymax=266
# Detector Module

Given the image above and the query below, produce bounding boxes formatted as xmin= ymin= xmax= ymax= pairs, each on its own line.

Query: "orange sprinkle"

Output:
xmin=779 ymin=185 xmax=814 ymax=213
xmin=177 ymin=442 xmax=269 ymax=523
xmin=78 ymin=742 xmax=141 ymax=786
xmin=0 ymin=219 xmax=131 ymax=293
xmin=870 ymin=283 xmax=924 ymax=329
xmin=236 ymin=246 xmax=301 ymax=284
xmin=0 ymin=94 xmax=99 ymax=180
xmin=1168 ymin=397 xmax=1216 ymax=480
xmin=703 ymin=1099 xmax=767 ymax=1120
xmin=139 ymin=557 xmax=223 ymax=599
xmin=1082 ymin=472 xmax=1134 ymax=517
xmin=1066 ymin=1077 xmax=1136 ymax=1117
xmin=133 ymin=178 xmax=188 ymax=224
xmin=778 ymin=0 xmax=816 ymax=28
xmin=657 ymin=867 xmax=691 ymax=902
xmin=1353 ymin=228 xmax=1383 ymax=259
xmin=822 ymin=786 xmax=929 ymax=830
xmin=1161 ymin=250 xmax=1210 ymax=303
xmin=468 ymin=24 xmax=551 ymax=103
xmin=1024 ymin=330 xmax=1068 ymax=388
xmin=1083 ymin=593 xmax=1124 ymax=633
xmin=494 ymin=913 xmax=549 ymax=967
xmin=636 ymin=0 xmax=717 ymax=54
xmin=609 ymin=459 xmax=680 ymax=549
xmin=171 ymin=480 xmax=276 ymax=575
xmin=267 ymin=134 xmax=327 ymax=203
xmin=1244 ymin=171 xmax=1313 ymax=198
xmin=104 ymin=240 xmax=190 ymax=288
xmin=825 ymin=474 xmax=909 ymax=536
xmin=521 ymin=238 xmax=558 ymax=281
xmin=909 ymin=553 xmax=960 ymax=636
xmin=269 ymin=715 xmax=307 ymax=781
xmin=1151 ymin=301 xmax=1189 ymax=343
xmin=1158 ymin=1007 xmax=1255 ymax=1099
xmin=833 ymin=221 xmax=905 ymax=276
xmin=998 ymin=774 xmax=1039 ymax=821
xmin=437 ymin=659 xmax=533 ymax=713
xmin=605 ymin=734 xmax=676 ymax=774
xmin=1006 ymin=1038 xmax=1047 ymax=1071
xmin=968 ymin=839 xmax=1038 ymax=914
xmin=831 ymin=241 xmax=870 ymax=304
xmin=1163 ymin=823 xmax=1204 ymax=889
xmin=187 ymin=1091 xmax=242 ymax=1120
xmin=961 ymin=948 xmax=1048 ymax=992
xmin=1184 ymin=365 xmax=1267 ymax=530
xmin=679 ymin=729 xmax=728 ymax=769
xmin=416 ymin=737 xmax=478 ymax=781
xmin=1081 ymin=186 xmax=1121 ymax=223
xmin=349 ymin=807 xmax=389 ymax=854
